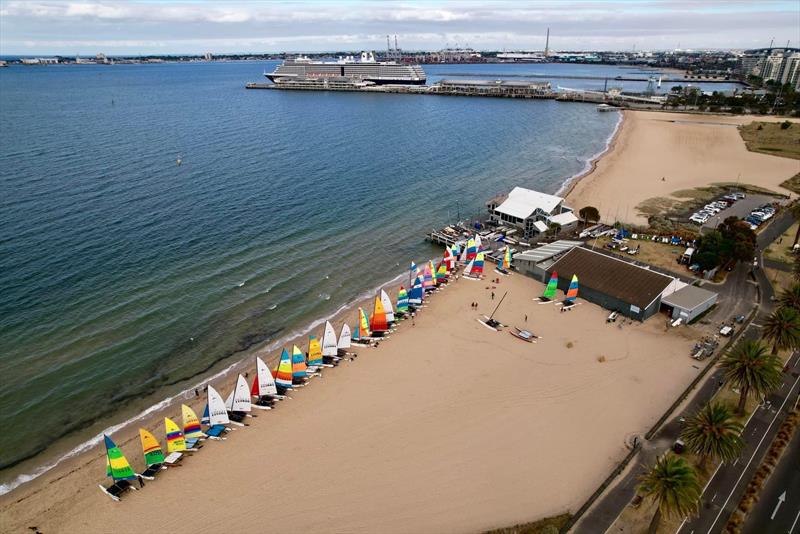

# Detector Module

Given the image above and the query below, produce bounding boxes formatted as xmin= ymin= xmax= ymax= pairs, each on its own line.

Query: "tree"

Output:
xmin=680 ymin=403 xmax=744 ymax=470
xmin=638 ymin=454 xmax=701 ymax=534
xmin=578 ymin=206 xmax=600 ymax=225
xmin=794 ymin=254 xmax=800 ymax=283
xmin=778 ymin=283 xmax=800 ymax=311
xmin=721 ymin=340 xmax=783 ymax=414
xmin=548 ymin=222 xmax=562 ymax=237
xmin=762 ymin=306 xmax=800 ymax=355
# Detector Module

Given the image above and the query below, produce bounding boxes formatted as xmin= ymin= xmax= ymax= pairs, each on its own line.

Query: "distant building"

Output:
xmin=487 ymin=187 xmax=578 ymax=240
xmin=780 ymin=53 xmax=800 ymax=89
xmin=21 ymin=57 xmax=58 ymax=65
xmin=736 ymin=47 xmax=800 ymax=84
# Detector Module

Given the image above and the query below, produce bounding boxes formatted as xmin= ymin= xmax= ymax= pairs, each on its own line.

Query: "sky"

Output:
xmin=0 ymin=0 xmax=798 ymax=56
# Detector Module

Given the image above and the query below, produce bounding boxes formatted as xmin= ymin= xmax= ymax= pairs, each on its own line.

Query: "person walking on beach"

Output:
xmin=491 ymin=291 xmax=495 ymax=301
xmin=524 ymin=314 xmax=527 ymax=323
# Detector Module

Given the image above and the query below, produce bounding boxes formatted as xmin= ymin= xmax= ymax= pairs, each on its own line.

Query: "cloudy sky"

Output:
xmin=0 ymin=0 xmax=797 ymax=55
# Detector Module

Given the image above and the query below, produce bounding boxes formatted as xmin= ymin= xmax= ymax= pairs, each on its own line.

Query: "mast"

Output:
xmin=544 ymin=28 xmax=550 ymax=58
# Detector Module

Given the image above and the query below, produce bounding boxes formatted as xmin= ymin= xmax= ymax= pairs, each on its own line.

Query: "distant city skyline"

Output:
xmin=0 ymin=0 xmax=797 ymax=56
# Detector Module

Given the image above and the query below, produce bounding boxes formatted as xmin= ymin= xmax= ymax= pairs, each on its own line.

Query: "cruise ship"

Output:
xmin=265 ymin=52 xmax=426 ymax=85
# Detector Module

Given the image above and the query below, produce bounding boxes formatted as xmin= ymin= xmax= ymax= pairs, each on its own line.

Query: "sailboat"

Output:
xmin=337 ymin=323 xmax=353 ymax=358
xmin=351 ymin=307 xmax=373 ymax=347
xmin=225 ymin=374 xmax=252 ymax=424
xmin=462 ymin=259 xmax=478 ymax=280
xmin=396 ymin=286 xmax=409 ymax=317
xmin=537 ymin=271 xmax=559 ymax=303
xmin=407 ymin=275 xmax=424 ymax=306
xmin=560 ymin=274 xmax=580 ymax=310
xmin=307 ymin=335 xmax=327 ymax=371
xmin=435 ymin=261 xmax=448 ymax=285
xmin=99 ymin=434 xmax=138 ymax=501
xmin=182 ymin=404 xmax=207 ymax=448
xmin=495 ymin=246 xmax=512 ymax=275
xmin=459 ymin=244 xmax=467 ymax=264
xmin=369 ymin=295 xmax=389 ymax=336
xmin=473 ymin=252 xmax=485 ymax=276
xmin=251 ymin=356 xmax=281 ymax=408
xmin=380 ymin=289 xmax=395 ymax=326
xmin=443 ymin=247 xmax=456 ymax=272
xmin=138 ymin=429 xmax=166 ymax=479
xmin=205 ymin=384 xmax=231 ymax=439
xmin=466 ymin=237 xmax=477 ymax=261
xmin=409 ymin=261 xmax=418 ymax=288
xmin=273 ymin=348 xmax=294 ymax=392
xmin=321 ymin=321 xmax=341 ymax=365
xmin=165 ymin=417 xmax=190 ymax=453
xmin=292 ymin=345 xmax=313 ymax=383
xmin=422 ymin=263 xmax=434 ymax=292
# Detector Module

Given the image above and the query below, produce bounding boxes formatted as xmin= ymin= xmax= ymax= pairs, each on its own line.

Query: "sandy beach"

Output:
xmin=566 ymin=111 xmax=800 ymax=226
xmin=1 ymin=272 xmax=701 ymax=533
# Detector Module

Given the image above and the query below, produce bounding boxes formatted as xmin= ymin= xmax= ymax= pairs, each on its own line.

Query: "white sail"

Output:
xmin=322 ymin=321 xmax=338 ymax=356
xmin=464 ymin=259 xmax=475 ymax=276
xmin=256 ymin=357 xmax=278 ymax=396
xmin=337 ymin=323 xmax=351 ymax=350
xmin=207 ymin=385 xmax=230 ymax=425
xmin=380 ymin=289 xmax=395 ymax=323
xmin=459 ymin=246 xmax=467 ymax=264
xmin=229 ymin=374 xmax=251 ymax=412
xmin=475 ymin=234 xmax=482 ymax=250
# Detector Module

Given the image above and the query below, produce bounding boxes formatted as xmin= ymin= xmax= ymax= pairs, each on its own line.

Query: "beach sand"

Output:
xmin=566 ymin=111 xmax=800 ymax=226
xmin=1 ymin=272 xmax=701 ymax=533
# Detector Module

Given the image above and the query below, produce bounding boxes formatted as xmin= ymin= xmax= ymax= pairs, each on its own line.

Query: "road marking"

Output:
xmin=770 ymin=491 xmax=786 ymax=520
xmin=751 ymin=323 xmax=763 ymax=328
xmin=790 ymin=508 xmax=800 ymax=534
xmin=705 ymin=373 xmax=800 ymax=534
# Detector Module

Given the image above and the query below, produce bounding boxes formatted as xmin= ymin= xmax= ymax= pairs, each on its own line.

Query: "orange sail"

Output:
xmin=369 ymin=295 xmax=388 ymax=332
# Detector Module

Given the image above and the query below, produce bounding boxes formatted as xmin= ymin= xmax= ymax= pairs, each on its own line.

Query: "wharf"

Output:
xmin=426 ymin=223 xmax=530 ymax=265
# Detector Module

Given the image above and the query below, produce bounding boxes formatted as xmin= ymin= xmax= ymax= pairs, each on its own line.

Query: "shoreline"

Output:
xmin=0 ymin=265 xmax=420 ymax=497
xmin=556 ymin=108 xmax=626 ymax=199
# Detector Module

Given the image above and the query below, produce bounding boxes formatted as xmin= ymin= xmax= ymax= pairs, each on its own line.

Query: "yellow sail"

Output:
xmin=182 ymin=404 xmax=204 ymax=440
xmin=139 ymin=428 xmax=165 ymax=466
xmin=165 ymin=417 xmax=186 ymax=453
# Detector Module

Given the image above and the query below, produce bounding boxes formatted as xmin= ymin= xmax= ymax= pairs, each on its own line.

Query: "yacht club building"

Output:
xmin=487 ymin=187 xmax=579 ymax=239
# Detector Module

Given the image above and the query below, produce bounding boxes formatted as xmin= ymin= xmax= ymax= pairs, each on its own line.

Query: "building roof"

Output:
xmin=549 ymin=247 xmax=675 ymax=310
xmin=515 ymin=240 xmax=583 ymax=264
xmin=494 ymin=187 xmax=564 ymax=220
xmin=660 ymin=284 xmax=718 ymax=311
xmin=549 ymin=211 xmax=579 ymax=226
xmin=532 ymin=221 xmax=549 ymax=234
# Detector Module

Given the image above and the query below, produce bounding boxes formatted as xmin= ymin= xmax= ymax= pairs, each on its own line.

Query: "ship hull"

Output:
xmin=265 ymin=74 xmax=426 ymax=85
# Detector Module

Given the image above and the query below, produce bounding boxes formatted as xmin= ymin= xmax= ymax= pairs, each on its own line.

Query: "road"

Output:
xmin=743 ymin=412 xmax=800 ymax=534
xmin=675 ymin=350 xmax=800 ymax=534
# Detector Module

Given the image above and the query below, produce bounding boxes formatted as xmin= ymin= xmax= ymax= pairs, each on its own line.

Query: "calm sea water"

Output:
xmin=0 ymin=60 xmax=620 ymax=491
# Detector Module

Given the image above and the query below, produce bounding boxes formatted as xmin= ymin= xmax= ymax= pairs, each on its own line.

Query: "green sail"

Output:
xmin=543 ymin=272 xmax=559 ymax=299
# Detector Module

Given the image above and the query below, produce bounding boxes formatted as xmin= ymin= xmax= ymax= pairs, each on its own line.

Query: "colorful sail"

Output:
xmin=370 ymin=296 xmax=388 ymax=333
xmin=435 ymin=261 xmax=447 ymax=284
xmin=291 ymin=345 xmax=307 ymax=378
xmin=182 ymin=404 xmax=204 ymax=440
xmin=322 ymin=321 xmax=338 ymax=357
xmin=409 ymin=261 xmax=418 ymax=287
xmin=359 ymin=307 xmax=372 ymax=337
xmin=273 ymin=348 xmax=293 ymax=388
xmin=466 ymin=238 xmax=476 ymax=260
xmin=499 ymin=246 xmax=511 ymax=270
xmin=542 ymin=271 xmax=558 ymax=300
xmin=473 ymin=252 xmax=485 ymax=275
xmin=139 ymin=428 xmax=165 ymax=466
xmin=207 ymin=385 xmax=230 ymax=425
xmin=307 ymin=335 xmax=323 ymax=367
xmin=408 ymin=276 xmax=423 ymax=305
xmin=396 ymin=286 xmax=409 ymax=313
xmin=165 ymin=417 xmax=187 ymax=453
xmin=104 ymin=435 xmax=137 ymax=481
xmin=422 ymin=263 xmax=433 ymax=290
xmin=443 ymin=247 xmax=454 ymax=272
xmin=337 ymin=324 xmax=351 ymax=351
xmin=380 ymin=289 xmax=395 ymax=323
xmin=251 ymin=356 xmax=278 ymax=397
xmin=565 ymin=274 xmax=579 ymax=302
xmin=225 ymin=374 xmax=252 ymax=412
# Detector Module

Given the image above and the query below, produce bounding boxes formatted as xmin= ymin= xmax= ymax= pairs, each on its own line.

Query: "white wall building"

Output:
xmin=487 ymin=186 xmax=578 ymax=239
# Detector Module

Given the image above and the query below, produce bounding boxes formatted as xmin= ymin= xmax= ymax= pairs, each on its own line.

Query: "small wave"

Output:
xmin=319 ymin=293 xmax=331 ymax=301
xmin=268 ymin=304 xmax=278 ymax=310
xmin=237 ymin=281 xmax=246 ymax=288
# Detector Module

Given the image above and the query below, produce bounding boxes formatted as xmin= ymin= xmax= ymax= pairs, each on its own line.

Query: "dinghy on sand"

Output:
xmin=337 ymin=323 xmax=354 ymax=359
xmin=225 ymin=374 xmax=253 ymax=424
xmin=273 ymin=348 xmax=294 ymax=393
xmin=536 ymin=271 xmax=559 ymax=303
xmin=251 ymin=356 xmax=282 ymax=408
xmin=99 ymin=435 xmax=139 ymax=501
xmin=321 ymin=321 xmax=342 ymax=365
xmin=138 ymin=429 xmax=167 ymax=479
xmin=182 ymin=403 xmax=206 ymax=448
xmin=204 ymin=385 xmax=232 ymax=439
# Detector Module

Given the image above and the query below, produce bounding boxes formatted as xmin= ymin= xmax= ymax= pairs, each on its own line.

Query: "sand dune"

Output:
xmin=1 ymin=273 xmax=701 ymax=533
xmin=566 ymin=111 xmax=800 ymax=225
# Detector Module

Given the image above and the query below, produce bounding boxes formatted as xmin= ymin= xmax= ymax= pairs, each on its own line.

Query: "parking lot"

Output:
xmin=699 ymin=194 xmax=781 ymax=231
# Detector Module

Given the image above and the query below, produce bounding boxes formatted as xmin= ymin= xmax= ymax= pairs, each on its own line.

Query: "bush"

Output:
xmin=781 ymin=120 xmax=792 ymax=130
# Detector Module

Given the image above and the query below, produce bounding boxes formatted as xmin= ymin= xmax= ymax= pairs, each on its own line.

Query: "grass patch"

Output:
xmin=739 ymin=121 xmax=800 ymax=160
xmin=763 ymin=222 xmax=798 ymax=264
xmin=780 ymin=172 xmax=800 ymax=194
xmin=485 ymin=513 xmax=571 ymax=534
xmin=765 ymin=267 xmax=795 ymax=293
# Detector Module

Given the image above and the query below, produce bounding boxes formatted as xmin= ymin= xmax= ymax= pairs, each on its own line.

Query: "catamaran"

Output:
xmin=396 ymin=285 xmax=409 ymax=317
xmin=138 ymin=429 xmax=166 ymax=480
xmin=407 ymin=275 xmax=424 ymax=307
xmin=495 ymin=246 xmax=512 ymax=275
xmin=292 ymin=344 xmax=315 ymax=383
xmin=204 ymin=384 xmax=232 ymax=439
xmin=537 ymin=271 xmax=559 ymax=303
xmin=380 ymin=289 xmax=395 ymax=327
xmin=250 ymin=356 xmax=281 ymax=408
xmin=466 ymin=237 xmax=477 ymax=261
xmin=337 ymin=323 xmax=353 ymax=358
xmin=165 ymin=417 xmax=189 ymax=453
xmin=225 ymin=374 xmax=253 ymax=424
xmin=99 ymin=434 xmax=139 ymax=501
xmin=351 ymin=307 xmax=374 ymax=346
xmin=182 ymin=403 xmax=207 ymax=448
xmin=321 ymin=321 xmax=342 ymax=365
xmin=369 ymin=295 xmax=389 ymax=336
xmin=273 ymin=348 xmax=294 ymax=393
xmin=560 ymin=274 xmax=580 ymax=310
xmin=307 ymin=335 xmax=329 ymax=372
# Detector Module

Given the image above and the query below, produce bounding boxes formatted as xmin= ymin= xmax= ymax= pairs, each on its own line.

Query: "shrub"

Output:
xmin=781 ymin=120 xmax=792 ymax=130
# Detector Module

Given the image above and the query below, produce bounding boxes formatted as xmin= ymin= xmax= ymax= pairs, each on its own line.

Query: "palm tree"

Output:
xmin=794 ymin=254 xmax=800 ymax=283
xmin=721 ymin=339 xmax=783 ymax=415
xmin=638 ymin=454 xmax=701 ymax=534
xmin=761 ymin=306 xmax=800 ymax=355
xmin=778 ymin=283 xmax=800 ymax=311
xmin=680 ymin=402 xmax=744 ymax=470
